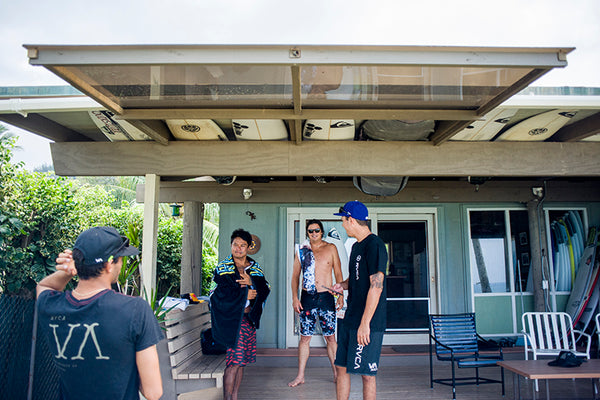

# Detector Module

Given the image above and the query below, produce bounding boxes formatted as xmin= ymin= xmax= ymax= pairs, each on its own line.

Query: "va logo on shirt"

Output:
xmin=49 ymin=323 xmax=109 ymax=360
xmin=355 ymin=255 xmax=361 ymax=280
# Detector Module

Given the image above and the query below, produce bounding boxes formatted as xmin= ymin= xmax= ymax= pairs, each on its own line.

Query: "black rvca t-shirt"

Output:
xmin=343 ymin=233 xmax=388 ymax=331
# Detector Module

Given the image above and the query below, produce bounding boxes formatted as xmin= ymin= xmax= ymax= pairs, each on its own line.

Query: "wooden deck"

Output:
xmin=181 ymin=347 xmax=599 ymax=400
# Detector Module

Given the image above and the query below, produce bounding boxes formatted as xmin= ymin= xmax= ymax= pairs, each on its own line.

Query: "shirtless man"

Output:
xmin=288 ymin=219 xmax=344 ymax=387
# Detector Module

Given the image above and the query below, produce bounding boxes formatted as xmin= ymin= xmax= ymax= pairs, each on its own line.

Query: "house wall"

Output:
xmin=218 ymin=201 xmax=600 ymax=348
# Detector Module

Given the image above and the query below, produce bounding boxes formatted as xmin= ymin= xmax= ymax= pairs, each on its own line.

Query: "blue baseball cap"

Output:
xmin=334 ymin=201 xmax=369 ymax=221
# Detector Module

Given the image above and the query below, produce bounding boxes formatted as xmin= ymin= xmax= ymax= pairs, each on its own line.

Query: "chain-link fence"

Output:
xmin=0 ymin=295 xmax=58 ymax=400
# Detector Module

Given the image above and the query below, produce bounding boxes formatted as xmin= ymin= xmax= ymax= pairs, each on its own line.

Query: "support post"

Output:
xmin=141 ymin=174 xmax=160 ymax=301
xmin=181 ymin=201 xmax=204 ymax=295
xmin=527 ymin=199 xmax=549 ymax=311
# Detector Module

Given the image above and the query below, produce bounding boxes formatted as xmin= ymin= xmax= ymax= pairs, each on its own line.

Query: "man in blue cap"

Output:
xmin=36 ymin=226 xmax=164 ymax=400
xmin=331 ymin=201 xmax=388 ymax=400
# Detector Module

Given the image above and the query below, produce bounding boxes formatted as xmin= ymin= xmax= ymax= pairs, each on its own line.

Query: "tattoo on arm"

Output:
xmin=370 ymin=273 xmax=384 ymax=289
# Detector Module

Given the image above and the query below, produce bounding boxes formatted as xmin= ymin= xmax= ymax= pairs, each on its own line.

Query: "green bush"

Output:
xmin=0 ymin=128 xmax=219 ymax=299
xmin=0 ymin=135 xmax=79 ymax=298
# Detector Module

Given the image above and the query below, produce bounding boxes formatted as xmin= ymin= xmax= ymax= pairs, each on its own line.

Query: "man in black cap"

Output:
xmin=36 ymin=226 xmax=164 ymax=400
xmin=331 ymin=201 xmax=388 ymax=400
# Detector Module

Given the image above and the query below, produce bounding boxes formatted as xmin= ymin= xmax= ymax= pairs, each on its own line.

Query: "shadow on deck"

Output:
xmin=184 ymin=346 xmax=598 ymax=400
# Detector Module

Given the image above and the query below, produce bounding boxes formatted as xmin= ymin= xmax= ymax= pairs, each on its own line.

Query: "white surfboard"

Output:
xmin=496 ymin=109 xmax=577 ymax=141
xmin=452 ymin=108 xmax=517 ymax=141
xmin=324 ymin=227 xmax=349 ymax=280
xmin=303 ymin=120 xmax=355 ymax=140
xmin=231 ymin=119 xmax=288 ymax=140
xmin=577 ymin=275 xmax=600 ymax=331
xmin=89 ymin=110 xmax=152 ymax=141
xmin=166 ymin=119 xmax=228 ymax=141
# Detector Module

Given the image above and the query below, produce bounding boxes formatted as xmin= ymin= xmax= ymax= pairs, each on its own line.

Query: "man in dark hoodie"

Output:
xmin=210 ymin=229 xmax=270 ymax=400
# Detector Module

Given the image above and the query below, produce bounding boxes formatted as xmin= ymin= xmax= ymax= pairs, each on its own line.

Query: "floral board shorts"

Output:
xmin=299 ymin=291 xmax=336 ymax=337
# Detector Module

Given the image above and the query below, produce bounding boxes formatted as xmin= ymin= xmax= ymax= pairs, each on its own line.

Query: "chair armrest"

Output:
xmin=573 ymin=329 xmax=591 ymax=356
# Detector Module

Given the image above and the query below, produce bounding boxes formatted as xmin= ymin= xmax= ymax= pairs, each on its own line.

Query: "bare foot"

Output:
xmin=288 ymin=376 xmax=305 ymax=387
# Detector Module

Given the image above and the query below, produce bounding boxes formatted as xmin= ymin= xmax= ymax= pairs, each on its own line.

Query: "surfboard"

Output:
xmin=576 ymin=270 xmax=600 ymax=332
xmin=552 ymin=221 xmax=571 ymax=291
xmin=166 ymin=119 xmax=228 ymax=141
xmin=573 ymin=257 xmax=600 ymax=327
xmin=558 ymin=219 xmax=577 ymax=285
xmin=565 ymin=227 xmax=598 ymax=320
xmin=89 ymin=110 xmax=152 ymax=141
xmin=452 ymin=108 xmax=517 ymax=141
xmin=361 ymin=120 xmax=434 ymax=141
xmin=495 ymin=110 xmax=577 ymax=141
xmin=324 ymin=227 xmax=349 ymax=319
xmin=232 ymin=119 xmax=288 ymax=140
xmin=324 ymin=227 xmax=349 ymax=279
xmin=303 ymin=120 xmax=355 ymax=140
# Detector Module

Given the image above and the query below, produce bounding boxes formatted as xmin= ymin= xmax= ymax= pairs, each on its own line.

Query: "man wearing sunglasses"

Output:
xmin=289 ymin=219 xmax=344 ymax=388
xmin=36 ymin=226 xmax=164 ymax=400
xmin=332 ymin=202 xmax=388 ymax=400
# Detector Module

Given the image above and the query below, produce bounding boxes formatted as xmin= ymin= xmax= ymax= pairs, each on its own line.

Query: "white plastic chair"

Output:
xmin=522 ymin=312 xmax=591 ymax=391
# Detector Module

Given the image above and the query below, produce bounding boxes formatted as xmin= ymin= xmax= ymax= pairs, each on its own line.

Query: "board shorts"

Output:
xmin=334 ymin=323 xmax=384 ymax=376
xmin=225 ymin=315 xmax=256 ymax=367
xmin=299 ymin=291 xmax=336 ymax=337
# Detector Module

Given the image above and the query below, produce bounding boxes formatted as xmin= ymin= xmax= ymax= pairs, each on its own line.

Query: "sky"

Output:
xmin=1 ymin=0 xmax=599 ymax=169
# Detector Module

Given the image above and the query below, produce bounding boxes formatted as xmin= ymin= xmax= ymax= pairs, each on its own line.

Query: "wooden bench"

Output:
xmin=157 ymin=301 xmax=226 ymax=400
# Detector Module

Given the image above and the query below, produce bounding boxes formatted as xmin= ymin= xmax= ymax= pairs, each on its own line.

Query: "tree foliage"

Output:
xmin=0 ymin=133 xmax=79 ymax=298
xmin=0 ymin=127 xmax=220 ymax=299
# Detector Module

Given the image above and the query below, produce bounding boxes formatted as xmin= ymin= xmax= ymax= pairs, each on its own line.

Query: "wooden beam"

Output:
xmin=50 ymin=66 xmax=123 ymax=115
xmin=50 ymin=141 xmax=600 ymax=177
xmin=291 ymin=65 xmax=302 ymax=115
xmin=117 ymin=108 xmax=478 ymax=121
xmin=431 ymin=120 xmax=473 ymax=145
xmin=123 ymin=119 xmax=171 ymax=145
xmin=294 ymin=120 xmax=303 ymax=145
xmin=0 ymin=113 xmax=91 ymax=142
xmin=135 ymin=180 xmax=600 ymax=204
xmin=551 ymin=112 xmax=600 ymax=142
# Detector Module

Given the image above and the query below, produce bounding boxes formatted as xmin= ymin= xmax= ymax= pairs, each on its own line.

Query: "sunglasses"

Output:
xmin=307 ymin=229 xmax=321 ymax=234
xmin=339 ymin=206 xmax=350 ymax=216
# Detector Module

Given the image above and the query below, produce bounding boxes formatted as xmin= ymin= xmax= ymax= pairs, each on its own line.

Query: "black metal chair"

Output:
xmin=429 ymin=313 xmax=505 ymax=399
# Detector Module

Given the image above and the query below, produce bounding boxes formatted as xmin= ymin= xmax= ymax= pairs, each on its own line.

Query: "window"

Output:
xmin=469 ymin=210 xmax=531 ymax=294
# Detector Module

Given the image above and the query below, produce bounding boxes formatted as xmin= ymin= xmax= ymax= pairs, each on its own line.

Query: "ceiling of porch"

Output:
xmin=0 ymin=45 xmax=599 ymax=189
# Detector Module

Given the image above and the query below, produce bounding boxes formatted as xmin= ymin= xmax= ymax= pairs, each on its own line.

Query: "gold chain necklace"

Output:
xmin=72 ymin=287 xmax=107 ymax=297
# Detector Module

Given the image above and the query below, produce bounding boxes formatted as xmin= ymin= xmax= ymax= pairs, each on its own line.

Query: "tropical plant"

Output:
xmin=0 ymin=134 xmax=80 ymax=298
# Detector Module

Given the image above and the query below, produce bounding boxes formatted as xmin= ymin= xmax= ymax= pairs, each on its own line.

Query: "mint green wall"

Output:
xmin=218 ymin=201 xmax=600 ymax=347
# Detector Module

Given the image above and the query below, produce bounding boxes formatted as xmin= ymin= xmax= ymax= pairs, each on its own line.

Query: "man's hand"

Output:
xmin=332 ymin=282 xmax=344 ymax=294
xmin=247 ymin=289 xmax=257 ymax=300
xmin=56 ymin=249 xmax=77 ymax=276
xmin=336 ymin=295 xmax=344 ymax=311
xmin=357 ymin=322 xmax=371 ymax=346
xmin=236 ymin=270 xmax=252 ymax=287
xmin=292 ymin=297 xmax=303 ymax=313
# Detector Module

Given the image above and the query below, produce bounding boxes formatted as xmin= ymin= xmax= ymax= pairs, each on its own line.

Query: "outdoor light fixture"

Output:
xmin=243 ymin=188 xmax=253 ymax=200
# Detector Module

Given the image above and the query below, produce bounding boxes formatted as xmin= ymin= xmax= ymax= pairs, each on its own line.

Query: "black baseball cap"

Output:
xmin=74 ymin=226 xmax=139 ymax=266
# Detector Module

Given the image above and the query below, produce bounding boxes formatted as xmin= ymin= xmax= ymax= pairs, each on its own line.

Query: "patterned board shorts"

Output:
xmin=226 ymin=315 xmax=257 ymax=367
xmin=299 ymin=291 xmax=336 ymax=337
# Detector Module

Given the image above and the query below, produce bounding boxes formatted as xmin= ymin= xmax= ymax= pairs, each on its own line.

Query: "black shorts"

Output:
xmin=334 ymin=323 xmax=384 ymax=376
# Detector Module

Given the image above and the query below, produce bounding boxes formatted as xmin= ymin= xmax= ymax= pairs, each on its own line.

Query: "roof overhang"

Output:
xmin=24 ymin=44 xmax=573 ymax=145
